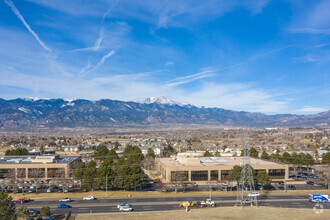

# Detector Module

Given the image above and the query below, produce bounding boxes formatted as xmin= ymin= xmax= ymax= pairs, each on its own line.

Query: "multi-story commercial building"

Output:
xmin=0 ymin=155 xmax=81 ymax=180
xmin=156 ymin=152 xmax=289 ymax=184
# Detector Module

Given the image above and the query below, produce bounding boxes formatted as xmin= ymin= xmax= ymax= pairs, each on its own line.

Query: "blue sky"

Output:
xmin=0 ymin=0 xmax=329 ymax=114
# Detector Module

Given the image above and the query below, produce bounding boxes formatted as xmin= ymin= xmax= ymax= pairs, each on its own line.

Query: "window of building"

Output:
xmin=268 ymin=169 xmax=285 ymax=179
xmin=255 ymin=169 xmax=266 ymax=176
xmin=221 ymin=170 xmax=230 ymax=180
xmin=191 ymin=170 xmax=208 ymax=181
xmin=47 ymin=168 xmax=65 ymax=178
xmin=17 ymin=168 xmax=26 ymax=178
xmin=28 ymin=168 xmax=46 ymax=178
xmin=0 ymin=169 xmax=15 ymax=179
xmin=170 ymin=171 xmax=188 ymax=182
xmin=210 ymin=170 xmax=219 ymax=181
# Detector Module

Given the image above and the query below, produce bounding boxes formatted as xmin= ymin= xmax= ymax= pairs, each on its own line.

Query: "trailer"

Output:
xmin=309 ymin=194 xmax=329 ymax=203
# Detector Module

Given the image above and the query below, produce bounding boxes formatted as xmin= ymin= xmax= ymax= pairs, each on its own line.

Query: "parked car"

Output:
xmin=27 ymin=209 xmax=40 ymax=215
xmin=192 ymin=182 xmax=198 ymax=187
xmin=47 ymin=188 xmax=52 ymax=193
xmin=262 ymin=185 xmax=276 ymax=190
xmin=83 ymin=196 xmax=95 ymax=201
xmin=59 ymin=198 xmax=71 ymax=202
xmin=58 ymin=204 xmax=71 ymax=208
xmin=307 ymin=181 xmax=314 ymax=185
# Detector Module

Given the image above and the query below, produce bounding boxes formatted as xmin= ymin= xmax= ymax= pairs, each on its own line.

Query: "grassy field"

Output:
xmin=10 ymin=189 xmax=330 ymax=200
xmin=74 ymin=206 xmax=330 ymax=220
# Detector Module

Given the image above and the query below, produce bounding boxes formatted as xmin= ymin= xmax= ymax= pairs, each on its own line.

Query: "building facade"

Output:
xmin=0 ymin=155 xmax=81 ymax=180
xmin=156 ymin=153 xmax=289 ymax=184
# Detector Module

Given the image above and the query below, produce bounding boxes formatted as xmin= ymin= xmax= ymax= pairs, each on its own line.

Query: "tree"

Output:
xmin=40 ymin=206 xmax=52 ymax=218
xmin=322 ymin=152 xmax=330 ymax=164
xmin=17 ymin=206 xmax=29 ymax=220
xmin=214 ymin=151 xmax=221 ymax=157
xmin=146 ymin=148 xmax=155 ymax=158
xmin=114 ymin=141 xmax=120 ymax=150
xmin=0 ymin=191 xmax=16 ymax=220
xmin=228 ymin=165 xmax=242 ymax=184
xmin=204 ymin=150 xmax=213 ymax=157
xmin=260 ymin=151 xmax=270 ymax=160
xmin=83 ymin=161 xmax=97 ymax=187
xmin=282 ymin=152 xmax=292 ymax=164
xmin=256 ymin=171 xmax=271 ymax=185
xmin=123 ymin=145 xmax=134 ymax=158
xmin=270 ymin=153 xmax=283 ymax=162
xmin=163 ymin=145 xmax=175 ymax=157
xmin=93 ymin=146 xmax=109 ymax=161
xmin=95 ymin=159 xmax=115 ymax=188
xmin=73 ymin=162 xmax=85 ymax=184
xmin=250 ymin=148 xmax=259 ymax=158
xmin=127 ymin=146 xmax=144 ymax=163
xmin=5 ymin=148 xmax=29 ymax=156
xmin=107 ymin=149 xmax=118 ymax=164
xmin=304 ymin=153 xmax=315 ymax=167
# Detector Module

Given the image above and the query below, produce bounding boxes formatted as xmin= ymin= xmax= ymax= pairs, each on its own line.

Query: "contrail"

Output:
xmin=4 ymin=0 xmax=51 ymax=52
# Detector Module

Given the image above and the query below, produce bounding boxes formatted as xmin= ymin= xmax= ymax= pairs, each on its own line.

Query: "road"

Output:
xmin=17 ymin=194 xmax=330 ymax=216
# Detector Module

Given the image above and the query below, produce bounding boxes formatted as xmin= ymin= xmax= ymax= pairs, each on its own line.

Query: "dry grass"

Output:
xmin=74 ymin=206 xmax=330 ymax=220
xmin=10 ymin=189 xmax=330 ymax=200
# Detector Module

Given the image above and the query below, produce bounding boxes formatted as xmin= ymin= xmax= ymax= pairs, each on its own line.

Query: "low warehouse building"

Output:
xmin=0 ymin=155 xmax=81 ymax=180
xmin=155 ymin=153 xmax=289 ymax=184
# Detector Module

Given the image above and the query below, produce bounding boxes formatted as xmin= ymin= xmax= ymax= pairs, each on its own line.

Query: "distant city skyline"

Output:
xmin=0 ymin=0 xmax=329 ymax=114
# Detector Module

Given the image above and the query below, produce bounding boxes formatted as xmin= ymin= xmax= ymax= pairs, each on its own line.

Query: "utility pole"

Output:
xmin=209 ymin=183 xmax=212 ymax=200
xmin=106 ymin=175 xmax=108 ymax=197
xmin=236 ymin=133 xmax=258 ymax=208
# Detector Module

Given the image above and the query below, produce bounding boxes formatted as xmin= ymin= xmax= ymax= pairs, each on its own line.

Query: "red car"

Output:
xmin=307 ymin=181 xmax=314 ymax=185
xmin=14 ymin=198 xmax=31 ymax=203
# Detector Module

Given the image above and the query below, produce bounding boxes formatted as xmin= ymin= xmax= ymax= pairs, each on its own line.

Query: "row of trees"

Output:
xmin=260 ymin=151 xmax=315 ymax=166
xmin=228 ymin=165 xmax=271 ymax=185
xmin=5 ymin=148 xmax=29 ymax=156
xmin=74 ymin=145 xmax=154 ymax=190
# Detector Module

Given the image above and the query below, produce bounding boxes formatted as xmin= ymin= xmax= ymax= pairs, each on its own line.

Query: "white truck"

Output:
xmin=198 ymin=199 xmax=216 ymax=207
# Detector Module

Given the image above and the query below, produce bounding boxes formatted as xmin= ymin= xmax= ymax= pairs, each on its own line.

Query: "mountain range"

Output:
xmin=0 ymin=97 xmax=329 ymax=130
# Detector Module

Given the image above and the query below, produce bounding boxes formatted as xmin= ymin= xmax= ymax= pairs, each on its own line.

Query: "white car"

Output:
xmin=117 ymin=202 xmax=131 ymax=209
xmin=83 ymin=196 xmax=95 ymax=201
xmin=120 ymin=206 xmax=134 ymax=212
xmin=247 ymin=192 xmax=260 ymax=197
xmin=59 ymin=198 xmax=71 ymax=202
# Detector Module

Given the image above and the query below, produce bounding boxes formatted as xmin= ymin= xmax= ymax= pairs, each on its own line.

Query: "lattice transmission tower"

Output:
xmin=236 ymin=133 xmax=258 ymax=208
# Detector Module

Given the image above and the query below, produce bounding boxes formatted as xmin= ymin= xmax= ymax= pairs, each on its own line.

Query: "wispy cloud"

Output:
xmin=80 ymin=58 xmax=91 ymax=74
xmin=102 ymin=0 xmax=120 ymax=21
xmin=290 ymin=28 xmax=330 ymax=35
xmin=166 ymin=68 xmax=216 ymax=87
xmin=4 ymin=0 xmax=51 ymax=52
xmin=297 ymin=107 xmax=327 ymax=112
xmin=93 ymin=30 xmax=103 ymax=51
xmin=89 ymin=50 xmax=116 ymax=72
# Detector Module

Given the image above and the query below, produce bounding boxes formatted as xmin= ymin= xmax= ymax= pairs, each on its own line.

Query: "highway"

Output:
xmin=17 ymin=194 xmax=330 ymax=216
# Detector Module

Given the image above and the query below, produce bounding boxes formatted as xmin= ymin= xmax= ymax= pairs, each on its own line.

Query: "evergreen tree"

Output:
xmin=322 ymin=152 xmax=330 ymax=164
xmin=17 ymin=206 xmax=29 ymax=219
xmin=0 ymin=192 xmax=16 ymax=220
xmin=95 ymin=159 xmax=115 ymax=187
xmin=250 ymin=147 xmax=259 ymax=158
xmin=214 ymin=151 xmax=221 ymax=157
xmin=304 ymin=153 xmax=315 ymax=166
xmin=228 ymin=165 xmax=242 ymax=184
xmin=123 ymin=145 xmax=134 ymax=158
xmin=204 ymin=150 xmax=213 ymax=157
xmin=282 ymin=152 xmax=292 ymax=164
xmin=73 ymin=162 xmax=85 ymax=182
xmin=82 ymin=161 xmax=97 ymax=187
xmin=40 ymin=206 xmax=52 ymax=218
xmin=127 ymin=146 xmax=144 ymax=163
xmin=93 ymin=146 xmax=109 ymax=161
xmin=107 ymin=149 xmax=118 ymax=164
xmin=256 ymin=171 xmax=271 ymax=185
xmin=260 ymin=151 xmax=270 ymax=160
xmin=146 ymin=148 xmax=155 ymax=158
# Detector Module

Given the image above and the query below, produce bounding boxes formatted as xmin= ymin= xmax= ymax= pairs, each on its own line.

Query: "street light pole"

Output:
xmin=106 ymin=175 xmax=108 ymax=197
